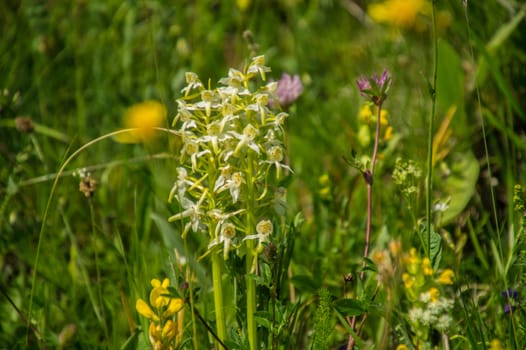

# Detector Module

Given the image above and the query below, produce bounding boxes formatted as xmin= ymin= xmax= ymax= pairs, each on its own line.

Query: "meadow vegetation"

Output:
xmin=1 ymin=1 xmax=525 ymax=349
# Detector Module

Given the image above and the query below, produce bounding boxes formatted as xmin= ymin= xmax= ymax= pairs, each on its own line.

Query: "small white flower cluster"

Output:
xmin=392 ymin=158 xmax=422 ymax=197
xmin=408 ymin=293 xmax=454 ymax=334
xmin=168 ymin=56 xmax=291 ymax=259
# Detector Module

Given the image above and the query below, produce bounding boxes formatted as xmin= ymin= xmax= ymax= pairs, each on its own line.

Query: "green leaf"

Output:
xmin=120 ymin=329 xmax=140 ymax=350
xmin=290 ymin=275 xmax=321 ymax=294
xmin=254 ymin=311 xmax=273 ymax=329
xmin=438 ymin=151 xmax=479 ymax=224
xmin=333 ymin=311 xmax=366 ymax=348
xmin=224 ymin=340 xmax=245 ymax=350
xmin=430 ymin=227 xmax=442 ymax=270
xmin=259 ymin=263 xmax=272 ymax=287
xmin=246 ymin=272 xmax=269 ymax=288
xmin=167 ymin=286 xmax=182 ymax=299
xmin=477 ymin=5 xmax=526 ymax=83
xmin=362 ymin=257 xmax=378 ymax=273
xmin=483 ymin=108 xmax=526 ymax=151
xmin=436 ymin=41 xmax=467 ymax=131
xmin=332 ymin=298 xmax=368 ymax=317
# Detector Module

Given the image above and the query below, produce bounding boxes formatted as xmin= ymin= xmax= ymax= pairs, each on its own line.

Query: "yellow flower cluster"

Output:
xmin=400 ymin=248 xmax=455 ymax=348
xmin=402 ymin=248 xmax=453 ymax=300
xmin=136 ymin=278 xmax=184 ymax=350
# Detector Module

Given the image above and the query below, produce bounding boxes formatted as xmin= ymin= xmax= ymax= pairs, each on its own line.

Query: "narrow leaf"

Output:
xmin=430 ymin=227 xmax=442 ymax=270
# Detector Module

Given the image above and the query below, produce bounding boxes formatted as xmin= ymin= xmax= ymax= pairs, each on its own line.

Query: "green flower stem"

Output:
xmin=361 ymin=99 xmax=383 ymax=280
xmin=425 ymin=1 xmax=439 ymax=258
xmin=209 ymin=157 xmax=226 ymax=344
xmin=184 ymin=239 xmax=199 ymax=350
xmin=211 ymin=252 xmax=226 ymax=342
xmin=246 ymin=239 xmax=258 ymax=350
xmin=245 ymin=153 xmax=258 ymax=350
xmin=348 ymin=98 xmax=384 ymax=350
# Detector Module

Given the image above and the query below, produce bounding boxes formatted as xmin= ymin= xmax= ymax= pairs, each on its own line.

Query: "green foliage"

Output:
xmin=333 ymin=298 xmax=368 ymax=318
xmin=1 ymin=0 xmax=525 ymax=349
xmin=437 ymin=151 xmax=479 ymax=225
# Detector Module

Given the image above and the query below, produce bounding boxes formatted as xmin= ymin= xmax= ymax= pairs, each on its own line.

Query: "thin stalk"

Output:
xmin=211 ymin=252 xmax=227 ymax=343
xmin=18 ymin=153 xmax=175 ymax=187
xmin=206 ymin=148 xmax=227 ymax=345
xmin=245 ymin=154 xmax=258 ymax=350
xmin=184 ymin=239 xmax=199 ymax=350
xmin=246 ymin=240 xmax=258 ymax=350
xmin=347 ymin=99 xmax=384 ymax=350
xmin=425 ymin=0 xmax=439 ymax=258
xmin=362 ymin=101 xmax=383 ymax=279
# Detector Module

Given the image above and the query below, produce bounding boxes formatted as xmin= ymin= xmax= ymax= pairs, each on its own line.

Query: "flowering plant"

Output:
xmin=399 ymin=248 xmax=455 ymax=349
xmin=169 ymin=55 xmax=290 ymax=257
xmin=356 ymin=68 xmax=392 ymax=106
xmin=167 ymin=55 xmax=292 ymax=348
xmin=136 ymin=278 xmax=184 ymax=350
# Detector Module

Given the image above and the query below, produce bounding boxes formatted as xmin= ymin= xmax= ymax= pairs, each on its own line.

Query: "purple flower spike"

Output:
xmin=276 ymin=73 xmax=303 ymax=108
xmin=502 ymin=288 xmax=519 ymax=300
xmin=376 ymin=69 xmax=392 ymax=91
xmin=356 ymin=77 xmax=372 ymax=96
xmin=356 ymin=68 xmax=392 ymax=105
xmin=501 ymin=288 xmax=520 ymax=314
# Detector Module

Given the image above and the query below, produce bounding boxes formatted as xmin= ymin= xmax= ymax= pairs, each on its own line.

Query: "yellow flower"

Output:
xmin=403 ymin=248 xmax=420 ymax=274
xmin=136 ymin=298 xmax=159 ymax=321
xmin=368 ymin=0 xmax=431 ymax=29
xmin=422 ymin=258 xmax=433 ymax=276
xmin=115 ymin=100 xmax=166 ymax=143
xmin=359 ymin=103 xmax=373 ymax=121
xmin=150 ymin=278 xmax=171 ymax=308
xmin=318 ymin=173 xmax=331 ymax=198
xmin=396 ymin=345 xmax=409 ymax=350
xmin=148 ymin=278 xmax=184 ymax=318
xmin=437 ymin=269 xmax=455 ymax=285
xmin=388 ymin=240 xmax=401 ymax=257
xmin=429 ymin=287 xmax=440 ymax=302
xmin=148 ymin=322 xmax=160 ymax=348
xmin=379 ymin=109 xmax=389 ymax=126
xmin=402 ymin=273 xmax=413 ymax=289
xmin=372 ymin=250 xmax=387 ymax=265
xmin=236 ymin=0 xmax=250 ymax=11
xmin=489 ymin=339 xmax=504 ymax=350
xmin=384 ymin=126 xmax=394 ymax=141
xmin=161 ymin=320 xmax=178 ymax=341
xmin=137 ymin=278 xmax=184 ymax=320
xmin=358 ymin=124 xmax=371 ymax=147
xmin=359 ymin=103 xmax=388 ymax=125
xmin=137 ymin=278 xmax=185 ymax=350
xmin=164 ymin=298 xmax=184 ymax=318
